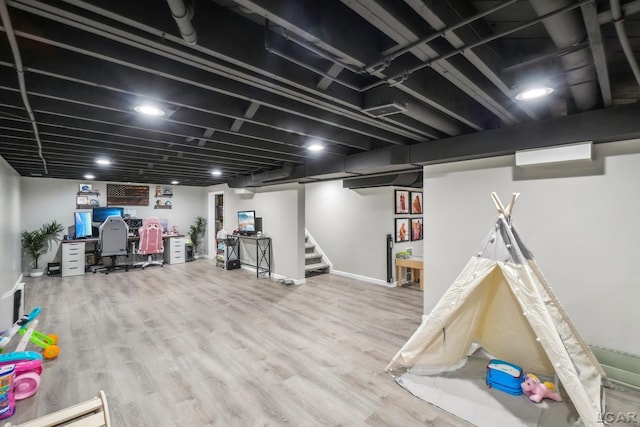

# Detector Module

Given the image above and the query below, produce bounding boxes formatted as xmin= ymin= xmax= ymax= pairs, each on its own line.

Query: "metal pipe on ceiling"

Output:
xmin=166 ymin=0 xmax=197 ymax=45
xmin=237 ymin=0 xmax=496 ymax=131
xmin=501 ymin=42 xmax=590 ymax=74
xmin=263 ymin=23 xmax=361 ymax=92
xmin=401 ymin=0 xmax=538 ymax=123
xmin=11 ymin=1 xmax=423 ymax=146
xmin=363 ymin=0 xmax=521 ymax=74
xmin=278 ymin=29 xmax=362 ymax=76
xmin=0 ymin=0 xmax=48 ymax=174
xmin=598 ymin=0 xmax=640 ymax=24
xmin=361 ymin=0 xmax=594 ymax=93
xmin=528 ymin=0 xmax=598 ymax=111
xmin=609 ymin=0 xmax=640 ymax=88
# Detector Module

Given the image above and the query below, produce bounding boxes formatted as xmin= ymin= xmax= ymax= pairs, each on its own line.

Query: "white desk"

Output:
xmin=61 ymin=235 xmax=186 ymax=275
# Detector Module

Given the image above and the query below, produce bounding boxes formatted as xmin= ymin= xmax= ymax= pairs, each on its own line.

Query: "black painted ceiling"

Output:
xmin=0 ymin=0 xmax=638 ymax=187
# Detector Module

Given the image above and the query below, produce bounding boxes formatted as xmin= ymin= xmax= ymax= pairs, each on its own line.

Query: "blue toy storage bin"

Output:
xmin=486 ymin=359 xmax=524 ymax=395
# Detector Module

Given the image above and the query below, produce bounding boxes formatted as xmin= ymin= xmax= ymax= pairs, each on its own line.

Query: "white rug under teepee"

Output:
xmin=396 ymin=355 xmax=579 ymax=427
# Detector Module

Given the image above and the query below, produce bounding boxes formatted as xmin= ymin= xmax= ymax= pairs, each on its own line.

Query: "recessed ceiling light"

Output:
xmin=95 ymin=158 xmax=111 ymax=166
xmin=308 ymin=143 xmax=324 ymax=152
xmin=134 ymin=104 xmax=165 ymax=116
xmin=515 ymin=87 xmax=554 ymax=101
xmin=171 ymin=180 xmax=179 ymax=185
xmin=84 ymin=174 xmax=95 ymax=179
xmin=211 ymin=170 xmax=222 ymax=176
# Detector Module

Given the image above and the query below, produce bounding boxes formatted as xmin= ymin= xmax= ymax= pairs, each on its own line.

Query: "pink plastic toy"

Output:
xmin=521 ymin=373 xmax=562 ymax=403
xmin=0 ymin=357 xmax=42 ymax=401
xmin=11 ymin=359 xmax=42 ymax=400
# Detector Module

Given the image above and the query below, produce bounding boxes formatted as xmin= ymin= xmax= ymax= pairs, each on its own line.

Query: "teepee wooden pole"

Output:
xmin=504 ymin=193 xmax=520 ymax=217
xmin=491 ymin=192 xmax=506 ymax=216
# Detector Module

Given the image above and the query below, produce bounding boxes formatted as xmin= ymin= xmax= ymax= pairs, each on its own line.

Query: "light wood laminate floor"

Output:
xmin=9 ymin=260 xmax=471 ymax=426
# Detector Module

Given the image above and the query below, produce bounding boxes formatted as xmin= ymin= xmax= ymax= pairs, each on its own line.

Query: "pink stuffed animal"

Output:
xmin=521 ymin=374 xmax=562 ymax=403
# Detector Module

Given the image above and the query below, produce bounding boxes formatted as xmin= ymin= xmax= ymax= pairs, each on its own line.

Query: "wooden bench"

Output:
xmin=396 ymin=257 xmax=424 ymax=291
xmin=4 ymin=391 xmax=110 ymax=427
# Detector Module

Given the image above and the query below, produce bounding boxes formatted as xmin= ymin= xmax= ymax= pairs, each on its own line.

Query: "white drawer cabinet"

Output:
xmin=62 ymin=242 xmax=85 ymax=277
xmin=164 ymin=236 xmax=185 ymax=264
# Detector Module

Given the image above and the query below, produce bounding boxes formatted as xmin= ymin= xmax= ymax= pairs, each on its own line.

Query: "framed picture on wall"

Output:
xmin=395 ymin=190 xmax=410 ymax=214
xmin=395 ymin=218 xmax=410 ymax=242
xmin=410 ymin=191 xmax=423 ymax=214
xmin=411 ymin=218 xmax=423 ymax=241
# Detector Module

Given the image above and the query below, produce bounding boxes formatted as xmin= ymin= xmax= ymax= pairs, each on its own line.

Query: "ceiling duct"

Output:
xmin=227 ymin=163 xmax=294 ymax=188
xmin=345 ymin=146 xmax=412 ymax=175
xmin=363 ymin=86 xmax=463 ymax=135
xmin=528 ymin=0 xmax=598 ymax=111
xmin=343 ymin=171 xmax=423 ymax=189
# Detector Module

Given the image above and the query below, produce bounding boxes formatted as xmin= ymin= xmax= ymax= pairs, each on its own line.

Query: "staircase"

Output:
xmin=305 ymin=232 xmax=330 ymax=277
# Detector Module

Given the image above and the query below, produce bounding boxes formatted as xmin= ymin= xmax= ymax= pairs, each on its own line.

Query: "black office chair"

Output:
xmin=94 ymin=215 xmax=130 ymax=274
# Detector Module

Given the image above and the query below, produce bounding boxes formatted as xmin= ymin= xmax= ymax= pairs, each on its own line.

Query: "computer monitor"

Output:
xmin=74 ymin=211 xmax=93 ymax=239
xmin=238 ymin=210 xmax=256 ymax=235
xmin=92 ymin=206 xmax=124 ymax=224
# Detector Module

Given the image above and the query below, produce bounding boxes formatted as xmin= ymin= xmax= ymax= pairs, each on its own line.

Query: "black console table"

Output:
xmin=237 ymin=235 xmax=272 ymax=278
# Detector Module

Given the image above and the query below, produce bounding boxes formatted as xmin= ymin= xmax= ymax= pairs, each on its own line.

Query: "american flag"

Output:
xmin=107 ymin=184 xmax=126 ymax=197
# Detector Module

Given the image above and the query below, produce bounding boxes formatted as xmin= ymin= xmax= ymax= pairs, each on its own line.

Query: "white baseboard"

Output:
xmin=331 ymin=269 xmax=395 ymax=287
xmin=240 ymin=266 xmax=306 ymax=285
xmin=273 ymin=272 xmax=306 ymax=285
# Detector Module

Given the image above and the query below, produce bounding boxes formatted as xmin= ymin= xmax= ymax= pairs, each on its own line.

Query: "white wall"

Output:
xmin=215 ymin=184 xmax=305 ymax=282
xmin=20 ymin=177 xmax=208 ymax=270
xmin=0 ymin=156 xmax=22 ymax=295
xmin=422 ymin=139 xmax=640 ymax=354
xmin=305 ymin=180 xmax=423 ymax=284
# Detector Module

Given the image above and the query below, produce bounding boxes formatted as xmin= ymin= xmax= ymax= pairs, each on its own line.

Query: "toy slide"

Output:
xmin=0 ymin=309 xmax=40 ymax=350
xmin=3 ymin=390 xmax=111 ymax=427
xmin=0 ymin=308 xmax=59 ymax=359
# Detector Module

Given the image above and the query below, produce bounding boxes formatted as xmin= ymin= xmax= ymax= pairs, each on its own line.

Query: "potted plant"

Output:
xmin=21 ymin=221 xmax=65 ymax=277
xmin=188 ymin=216 xmax=207 ymax=257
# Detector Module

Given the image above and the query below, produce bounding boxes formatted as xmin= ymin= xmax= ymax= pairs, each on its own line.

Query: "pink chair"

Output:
xmin=135 ymin=217 xmax=164 ymax=269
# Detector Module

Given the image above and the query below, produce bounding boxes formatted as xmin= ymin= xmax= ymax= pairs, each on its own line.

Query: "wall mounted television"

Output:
xmin=238 ymin=210 xmax=256 ymax=235
xmin=74 ymin=211 xmax=93 ymax=239
xmin=92 ymin=206 xmax=124 ymax=224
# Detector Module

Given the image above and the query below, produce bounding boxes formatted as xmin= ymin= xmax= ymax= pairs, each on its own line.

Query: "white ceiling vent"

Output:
xmin=362 ymin=102 xmax=407 ymax=117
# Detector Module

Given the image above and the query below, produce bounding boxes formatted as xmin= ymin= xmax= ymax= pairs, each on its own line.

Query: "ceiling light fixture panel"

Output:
xmin=134 ymin=104 xmax=165 ymax=116
xmin=515 ymin=86 xmax=554 ymax=101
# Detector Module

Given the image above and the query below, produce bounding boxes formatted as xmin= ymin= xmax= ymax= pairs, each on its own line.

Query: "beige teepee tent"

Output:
xmin=387 ymin=193 xmax=608 ymax=427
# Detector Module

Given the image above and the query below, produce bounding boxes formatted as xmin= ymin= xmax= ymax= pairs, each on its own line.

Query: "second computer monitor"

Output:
xmin=92 ymin=207 xmax=124 ymax=224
